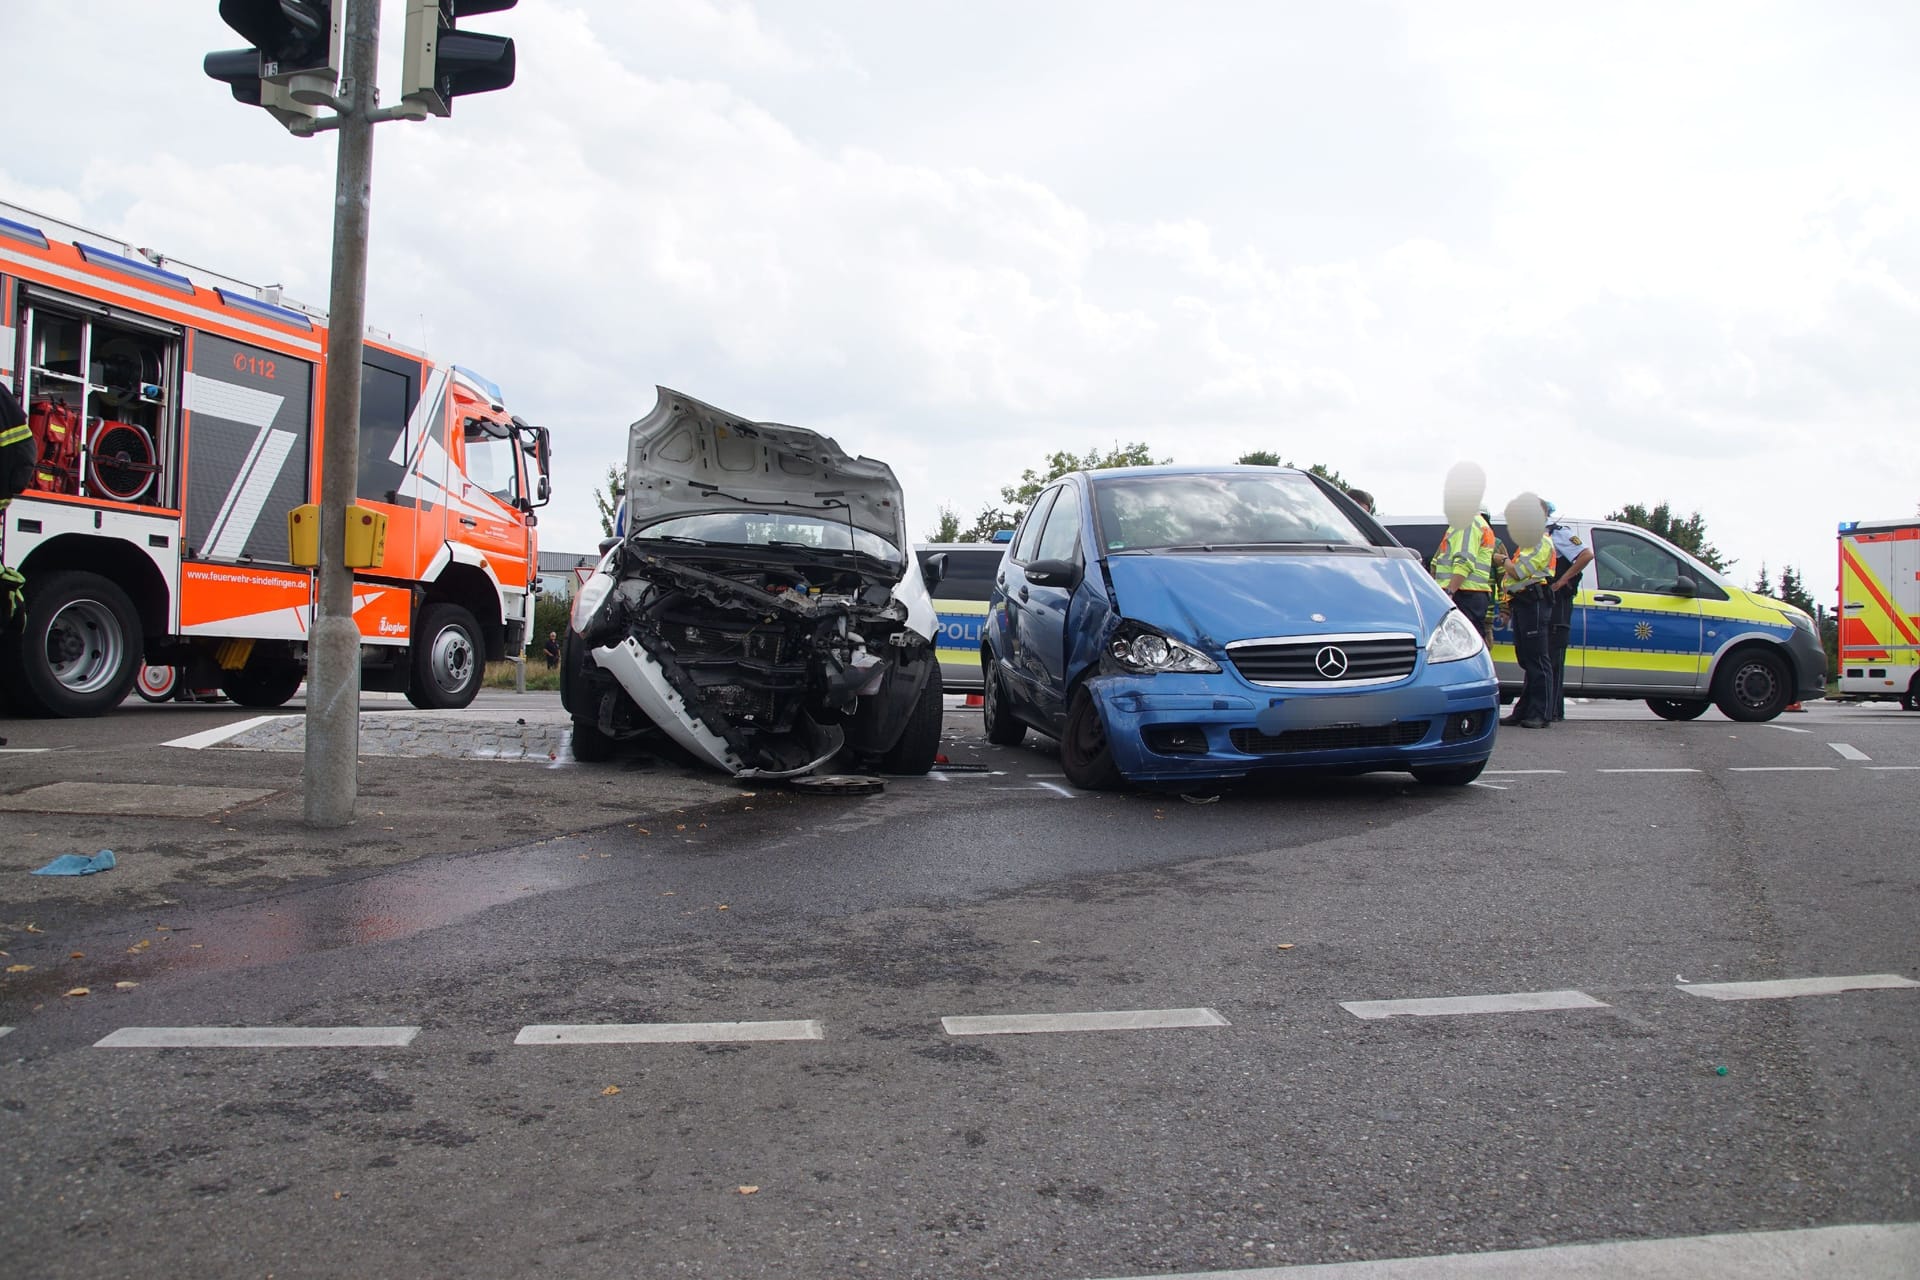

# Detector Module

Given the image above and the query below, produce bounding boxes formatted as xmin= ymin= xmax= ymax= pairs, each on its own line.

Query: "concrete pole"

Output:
xmin=304 ymin=0 xmax=380 ymax=828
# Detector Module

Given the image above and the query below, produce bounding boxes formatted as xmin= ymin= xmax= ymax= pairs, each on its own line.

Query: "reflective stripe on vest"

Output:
xmin=1506 ymin=539 xmax=1556 ymax=592
xmin=1433 ymin=516 xmax=1496 ymax=593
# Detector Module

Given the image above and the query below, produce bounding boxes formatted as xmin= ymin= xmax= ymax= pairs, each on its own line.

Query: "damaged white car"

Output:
xmin=562 ymin=388 xmax=946 ymax=778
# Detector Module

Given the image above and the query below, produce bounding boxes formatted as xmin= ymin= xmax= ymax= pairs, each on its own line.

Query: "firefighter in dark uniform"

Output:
xmin=0 ymin=380 xmax=34 ymax=622
xmin=1543 ymin=500 xmax=1593 ymax=721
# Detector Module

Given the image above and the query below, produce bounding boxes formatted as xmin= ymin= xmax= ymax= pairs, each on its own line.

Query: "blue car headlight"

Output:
xmin=1427 ymin=609 xmax=1486 ymax=664
xmin=1106 ymin=622 xmax=1220 ymax=674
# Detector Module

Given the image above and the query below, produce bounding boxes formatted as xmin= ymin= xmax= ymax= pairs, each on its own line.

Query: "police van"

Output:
xmin=914 ymin=541 xmax=1008 ymax=694
xmin=1383 ymin=515 xmax=1827 ymax=721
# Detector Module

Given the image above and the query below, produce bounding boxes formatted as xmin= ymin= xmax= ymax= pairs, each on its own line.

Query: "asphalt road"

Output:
xmin=2 ymin=699 xmax=1916 ymax=1278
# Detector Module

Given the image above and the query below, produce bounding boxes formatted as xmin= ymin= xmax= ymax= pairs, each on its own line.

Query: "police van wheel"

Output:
xmin=1411 ymin=759 xmax=1486 ymax=786
xmin=1060 ymin=689 xmax=1122 ymax=791
xmin=981 ymin=661 xmax=1026 ymax=746
xmin=1 ymin=570 xmax=143 ymax=718
xmin=1712 ymin=649 xmax=1792 ymax=722
xmin=407 ymin=603 xmax=483 ymax=710
xmin=1646 ymin=697 xmax=1711 ymax=721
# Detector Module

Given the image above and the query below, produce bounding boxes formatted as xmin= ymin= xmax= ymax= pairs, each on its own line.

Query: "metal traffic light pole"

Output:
xmin=303 ymin=0 xmax=380 ymax=828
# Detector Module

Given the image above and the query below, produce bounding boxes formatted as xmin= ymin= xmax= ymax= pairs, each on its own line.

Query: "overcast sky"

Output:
xmin=7 ymin=1 xmax=1916 ymax=605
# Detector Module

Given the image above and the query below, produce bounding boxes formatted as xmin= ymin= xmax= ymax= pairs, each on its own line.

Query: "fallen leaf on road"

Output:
xmin=737 ymin=1186 xmax=760 ymax=1195
xmin=69 ymin=952 xmax=84 ymax=959
xmin=1275 ymin=943 xmax=1296 ymax=950
xmin=115 ymin=981 xmax=139 ymax=990
xmin=25 ymin=924 xmax=43 ymax=934
xmin=5 ymin=964 xmax=32 ymax=973
xmin=333 ymin=1191 xmax=346 ymax=1200
xmin=675 ymin=824 xmax=686 ymax=831
xmin=64 ymin=987 xmax=90 ymax=998
xmin=600 ymin=1085 xmax=622 ymax=1096
xmin=189 ymin=944 xmax=203 ymax=950
xmin=636 ymin=828 xmax=650 ymax=836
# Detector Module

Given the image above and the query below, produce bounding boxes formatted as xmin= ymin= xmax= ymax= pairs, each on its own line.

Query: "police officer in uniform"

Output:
xmin=1499 ymin=495 xmax=1557 ymax=728
xmin=1543 ymin=500 xmax=1592 ymax=722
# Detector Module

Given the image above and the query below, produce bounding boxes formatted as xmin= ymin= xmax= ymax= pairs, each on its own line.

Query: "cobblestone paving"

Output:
xmin=217 ymin=715 xmax=574 ymax=763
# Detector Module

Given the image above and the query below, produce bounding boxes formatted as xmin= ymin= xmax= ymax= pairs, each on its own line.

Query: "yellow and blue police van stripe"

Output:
xmin=933 ymin=599 xmax=990 ymax=690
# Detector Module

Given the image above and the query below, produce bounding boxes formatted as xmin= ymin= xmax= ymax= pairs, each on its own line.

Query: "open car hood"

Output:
xmin=624 ymin=387 xmax=907 ymax=551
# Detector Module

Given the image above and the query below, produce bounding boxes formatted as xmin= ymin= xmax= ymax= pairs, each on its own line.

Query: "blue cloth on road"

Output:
xmin=31 ymin=849 xmax=117 ymax=876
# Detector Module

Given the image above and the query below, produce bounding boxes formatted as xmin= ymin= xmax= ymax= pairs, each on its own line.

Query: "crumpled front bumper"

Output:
xmin=1089 ymin=660 xmax=1500 ymax=785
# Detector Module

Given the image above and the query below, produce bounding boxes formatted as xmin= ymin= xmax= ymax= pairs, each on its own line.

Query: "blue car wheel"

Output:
xmin=1061 ymin=689 xmax=1122 ymax=791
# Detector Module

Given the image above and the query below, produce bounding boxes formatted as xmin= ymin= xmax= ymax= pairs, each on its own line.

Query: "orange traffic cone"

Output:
xmin=964 ymin=693 xmax=984 ymax=707
xmin=1784 ymin=701 xmax=1806 ymax=713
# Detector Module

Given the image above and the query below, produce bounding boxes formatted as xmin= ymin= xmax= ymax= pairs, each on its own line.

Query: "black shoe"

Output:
xmin=1499 ymin=714 xmax=1524 ymax=726
xmin=1519 ymin=718 xmax=1549 ymax=728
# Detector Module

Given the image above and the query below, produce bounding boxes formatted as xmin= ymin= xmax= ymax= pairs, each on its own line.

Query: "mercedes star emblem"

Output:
xmin=1314 ymin=645 xmax=1350 ymax=678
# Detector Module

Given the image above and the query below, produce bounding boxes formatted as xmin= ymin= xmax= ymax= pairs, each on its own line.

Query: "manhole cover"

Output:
xmin=787 ymin=774 xmax=885 ymax=796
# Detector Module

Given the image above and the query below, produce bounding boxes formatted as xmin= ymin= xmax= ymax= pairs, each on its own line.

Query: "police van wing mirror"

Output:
xmin=922 ymin=552 xmax=947 ymax=591
xmin=1673 ymin=575 xmax=1697 ymax=597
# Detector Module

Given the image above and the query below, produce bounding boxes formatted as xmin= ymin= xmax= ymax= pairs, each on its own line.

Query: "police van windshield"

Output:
xmin=1093 ymin=472 xmax=1369 ymax=552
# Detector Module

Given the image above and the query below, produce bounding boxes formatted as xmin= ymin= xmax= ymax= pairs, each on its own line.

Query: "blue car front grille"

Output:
xmin=1228 ymin=637 xmax=1417 ymax=685
xmin=1229 ymin=720 xmax=1430 ymax=754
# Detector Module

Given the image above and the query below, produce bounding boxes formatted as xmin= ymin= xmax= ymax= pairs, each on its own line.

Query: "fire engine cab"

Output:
xmin=0 ymin=200 xmax=550 ymax=717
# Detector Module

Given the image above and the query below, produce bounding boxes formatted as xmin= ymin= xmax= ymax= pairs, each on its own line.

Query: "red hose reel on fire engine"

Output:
xmin=26 ymin=399 xmax=159 ymax=504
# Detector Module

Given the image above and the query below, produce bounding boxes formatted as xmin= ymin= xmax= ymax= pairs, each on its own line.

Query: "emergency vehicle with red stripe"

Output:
xmin=0 ymin=199 xmax=550 ymax=716
xmin=1838 ymin=518 xmax=1920 ymax=710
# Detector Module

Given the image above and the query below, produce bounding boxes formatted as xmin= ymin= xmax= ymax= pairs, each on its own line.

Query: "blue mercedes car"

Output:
xmin=980 ymin=465 xmax=1499 ymax=789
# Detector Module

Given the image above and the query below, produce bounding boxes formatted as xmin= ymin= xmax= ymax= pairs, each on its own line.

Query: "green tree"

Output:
xmin=999 ymin=442 xmax=1164 ymax=509
xmin=961 ymin=502 xmax=1014 ymax=543
xmin=1751 ymin=561 xmax=1773 ymax=597
xmin=593 ymin=464 xmax=624 ymax=538
xmin=1235 ymin=451 xmax=1352 ymax=491
xmin=925 ymin=504 xmax=962 ymax=543
xmin=1777 ymin=564 xmax=1817 ymax=616
xmin=1605 ymin=501 xmax=1728 ymax=571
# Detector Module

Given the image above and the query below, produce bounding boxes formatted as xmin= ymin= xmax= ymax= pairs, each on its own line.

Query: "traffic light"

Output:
xmin=204 ymin=47 xmax=318 ymax=128
xmin=401 ymin=0 xmax=517 ymax=118
xmin=205 ymin=0 xmax=341 ymax=125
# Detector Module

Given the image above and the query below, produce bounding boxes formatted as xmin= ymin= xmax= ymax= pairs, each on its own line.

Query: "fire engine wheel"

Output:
xmin=220 ymin=647 xmax=305 ymax=709
xmin=135 ymin=663 xmax=182 ymax=703
xmin=1 ymin=571 xmax=143 ymax=718
xmin=407 ymin=603 xmax=483 ymax=710
xmin=1712 ymin=648 xmax=1793 ymax=722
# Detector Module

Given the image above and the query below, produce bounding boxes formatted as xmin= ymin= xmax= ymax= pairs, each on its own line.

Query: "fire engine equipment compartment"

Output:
xmin=563 ymin=388 xmax=944 ymax=778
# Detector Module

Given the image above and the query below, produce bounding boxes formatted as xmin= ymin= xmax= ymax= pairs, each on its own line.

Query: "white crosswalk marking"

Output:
xmin=1341 ymin=990 xmax=1608 ymax=1019
xmin=1678 ymin=974 xmax=1918 ymax=1001
xmin=96 ymin=1026 xmax=420 ymax=1048
xmin=1829 ymin=742 xmax=1871 ymax=761
xmin=515 ymin=1021 xmax=823 ymax=1044
xmin=942 ymin=1008 xmax=1228 ymax=1036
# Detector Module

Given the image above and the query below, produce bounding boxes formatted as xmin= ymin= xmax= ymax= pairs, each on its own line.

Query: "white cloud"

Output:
xmin=5 ymin=0 xmax=1915 ymax=606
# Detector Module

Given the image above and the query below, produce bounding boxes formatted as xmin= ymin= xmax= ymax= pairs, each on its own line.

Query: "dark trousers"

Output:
xmin=1452 ymin=589 xmax=1492 ymax=641
xmin=1549 ymin=584 xmax=1576 ymax=720
xmin=1511 ymin=590 xmax=1554 ymax=723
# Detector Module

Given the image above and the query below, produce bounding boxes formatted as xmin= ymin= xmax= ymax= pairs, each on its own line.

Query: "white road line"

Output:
xmin=96 ymin=1026 xmax=420 ymax=1048
xmin=1728 ymin=765 xmax=1835 ymax=772
xmin=0 ymin=1027 xmax=11 ymax=1039
xmin=1865 ymin=765 xmax=1920 ymax=771
xmin=1026 ymin=772 xmax=1067 ymax=778
xmin=1034 ymin=781 xmax=1076 ymax=798
xmin=514 ymin=1020 xmax=824 ymax=1045
xmin=1677 ymin=974 xmax=1919 ymax=1001
xmin=1597 ymin=767 xmax=1701 ymax=773
xmin=1829 ymin=742 xmax=1871 ymax=761
xmin=1764 ymin=722 xmax=1813 ymax=733
xmin=0 ymin=748 xmax=51 ymax=753
xmin=162 ymin=715 xmax=280 ymax=750
xmin=1483 ymin=769 xmax=1564 ymax=775
xmin=941 ymin=1008 xmax=1229 ymax=1037
xmin=1086 ymin=1222 xmax=1920 ymax=1280
xmin=1340 ymin=990 xmax=1608 ymax=1020
xmin=1467 ymin=781 xmax=1506 ymax=790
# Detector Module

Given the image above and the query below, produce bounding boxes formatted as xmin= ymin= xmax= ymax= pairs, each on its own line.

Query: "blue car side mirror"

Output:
xmin=1025 ymin=558 xmax=1081 ymax=589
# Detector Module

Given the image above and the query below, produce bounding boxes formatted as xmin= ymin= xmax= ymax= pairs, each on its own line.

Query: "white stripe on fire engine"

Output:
xmin=206 ymin=428 xmax=297 ymax=561
xmin=183 ymin=372 xmax=285 ymax=430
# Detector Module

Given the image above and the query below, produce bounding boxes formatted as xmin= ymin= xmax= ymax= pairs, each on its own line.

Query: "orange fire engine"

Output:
xmin=0 ymin=199 xmax=549 ymax=717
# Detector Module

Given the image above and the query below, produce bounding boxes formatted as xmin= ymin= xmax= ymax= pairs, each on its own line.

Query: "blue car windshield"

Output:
xmin=1092 ymin=472 xmax=1370 ymax=552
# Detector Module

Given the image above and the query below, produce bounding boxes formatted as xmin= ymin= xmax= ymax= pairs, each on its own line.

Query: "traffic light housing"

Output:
xmin=401 ymin=0 xmax=517 ymax=118
xmin=204 ymin=47 xmax=318 ymax=127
